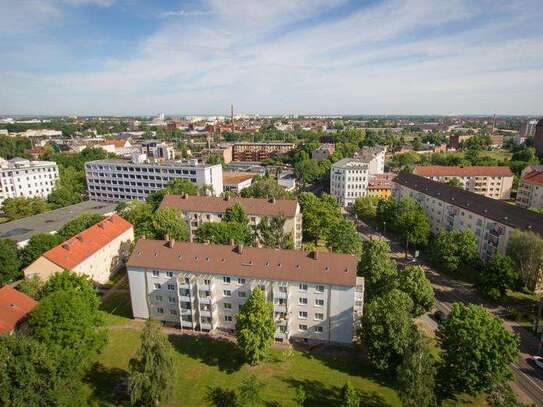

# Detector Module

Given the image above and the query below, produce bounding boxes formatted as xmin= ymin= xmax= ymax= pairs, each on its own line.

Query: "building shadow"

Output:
xmin=167 ymin=334 xmax=243 ymax=373
xmin=85 ymin=362 xmax=129 ymax=405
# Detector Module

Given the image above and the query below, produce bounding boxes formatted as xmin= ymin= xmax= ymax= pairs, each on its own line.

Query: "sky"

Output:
xmin=1 ymin=0 xmax=542 ymax=116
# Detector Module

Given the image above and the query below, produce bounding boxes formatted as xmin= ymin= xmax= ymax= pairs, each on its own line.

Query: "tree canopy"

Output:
xmin=240 ymin=176 xmax=291 ymax=200
xmin=151 ymin=207 xmax=189 ymax=241
xmin=430 ymin=230 xmax=479 ymax=274
xmin=357 ymin=239 xmax=398 ymax=300
xmin=507 ymin=230 xmax=543 ymax=292
xmin=0 ymin=238 xmax=21 ymax=284
xmin=55 ymin=213 xmax=104 ymax=241
xmin=2 ymin=196 xmax=50 ymax=221
xmin=398 ymin=265 xmax=435 ymax=317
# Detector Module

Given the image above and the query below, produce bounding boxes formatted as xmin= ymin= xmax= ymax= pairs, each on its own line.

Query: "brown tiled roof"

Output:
xmin=522 ymin=170 xmax=543 ymax=186
xmin=414 ymin=165 xmax=513 ymax=177
xmin=160 ymin=195 xmax=298 ymax=218
xmin=223 ymin=172 xmax=257 ymax=185
xmin=40 ymin=214 xmax=133 ymax=270
xmin=0 ymin=285 xmax=37 ymax=334
xmin=394 ymin=173 xmax=543 ymax=237
xmin=127 ymin=240 xmax=358 ymax=286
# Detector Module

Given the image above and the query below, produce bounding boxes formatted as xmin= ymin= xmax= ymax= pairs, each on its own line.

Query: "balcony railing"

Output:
xmin=274 ymin=304 xmax=287 ymax=313
xmin=273 ymin=291 xmax=288 ymax=299
xmin=199 ymin=297 xmax=212 ymax=305
xmin=200 ymin=322 xmax=214 ymax=331
xmin=181 ymin=320 xmax=193 ymax=328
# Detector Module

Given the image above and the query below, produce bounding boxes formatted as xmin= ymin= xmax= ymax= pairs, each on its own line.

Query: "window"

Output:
xmin=155 ymin=295 xmax=163 ymax=301
xmin=152 ymin=270 xmax=160 ymax=277
xmin=168 ymin=296 xmax=176 ymax=303
xmin=298 ymin=297 xmax=308 ymax=305
xmin=315 ymin=285 xmax=325 ymax=293
xmin=238 ymin=278 xmax=246 ymax=284
xmin=156 ymin=307 xmax=164 ymax=314
xmin=314 ymin=326 xmax=323 ymax=333
xmin=224 ymin=303 xmax=232 ymax=309
xmin=315 ymin=299 xmax=324 ymax=307
xmin=238 ymin=291 xmax=246 ymax=298
xmin=170 ymin=309 xmax=178 ymax=316
xmin=258 ymin=284 xmax=266 ymax=291
xmin=223 ymin=290 xmax=232 ymax=297
xmin=204 ymin=279 xmax=211 ymax=285
xmin=315 ymin=313 xmax=324 ymax=321
xmin=299 ymin=324 xmax=308 ymax=331
xmin=224 ymin=315 xmax=233 ymax=322
xmin=153 ymin=283 xmax=161 ymax=289
xmin=223 ymin=276 xmax=231 ymax=284
xmin=167 ymin=284 xmax=176 ymax=291
xmin=299 ymin=311 xmax=308 ymax=319
xmin=298 ymin=283 xmax=308 ymax=291
xmin=166 ymin=271 xmax=173 ymax=277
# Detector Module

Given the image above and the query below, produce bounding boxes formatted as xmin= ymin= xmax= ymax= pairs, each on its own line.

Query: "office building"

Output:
xmin=232 ymin=142 xmax=295 ymax=161
xmin=392 ymin=172 xmax=543 ymax=263
xmin=160 ymin=194 xmax=303 ymax=249
xmin=413 ymin=166 xmax=513 ymax=199
xmin=85 ymin=157 xmax=223 ymax=202
xmin=0 ymin=158 xmax=59 ymax=205
xmin=127 ymin=239 xmax=363 ymax=344
xmin=516 ymin=169 xmax=543 ymax=209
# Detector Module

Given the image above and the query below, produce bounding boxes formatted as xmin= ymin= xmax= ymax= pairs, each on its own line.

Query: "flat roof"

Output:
xmin=0 ymin=200 xmax=117 ymax=243
xmin=127 ymin=240 xmax=358 ymax=286
xmin=394 ymin=172 xmax=543 ymax=237
xmin=414 ymin=165 xmax=513 ymax=177
xmin=223 ymin=172 xmax=257 ymax=185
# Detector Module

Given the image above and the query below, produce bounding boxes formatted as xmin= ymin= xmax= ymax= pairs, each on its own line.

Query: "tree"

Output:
xmin=358 ymin=239 xmax=398 ymax=300
xmin=396 ymin=329 xmax=436 ymax=407
xmin=16 ymin=276 xmax=44 ymax=300
xmin=206 ymin=386 xmax=238 ymax=407
xmin=486 ymin=381 xmax=521 ymax=407
xmin=294 ymin=386 xmax=306 ymax=406
xmin=507 ymin=230 xmax=543 ymax=292
xmin=146 ymin=178 xmax=199 ymax=210
xmin=398 ymin=265 xmax=435 ymax=317
xmin=353 ymin=195 xmax=380 ymax=221
xmin=224 ymin=203 xmax=249 ymax=225
xmin=478 ymin=255 xmax=519 ymax=299
xmin=446 ymin=177 xmax=463 ymax=188
xmin=239 ymin=375 xmax=264 ymax=406
xmin=235 ymin=288 xmax=275 ymax=364
xmin=196 ymin=221 xmax=253 ymax=245
xmin=0 ymin=238 xmax=21 ymax=284
xmin=55 ymin=213 xmax=104 ymax=241
xmin=294 ymin=159 xmax=322 ymax=187
xmin=393 ymin=198 xmax=430 ymax=250
xmin=151 ymin=207 xmax=189 ymax=241
xmin=41 ymin=270 xmax=100 ymax=309
xmin=437 ymin=303 xmax=519 ymax=396
xmin=118 ymin=200 xmax=155 ymax=238
xmin=325 ymin=217 xmax=363 ymax=255
xmin=256 ymin=215 xmax=293 ymax=249
xmin=361 ymin=289 xmax=414 ymax=372
xmin=48 ymin=167 xmax=86 ymax=208
xmin=298 ymin=192 xmax=342 ymax=244
xmin=2 ymin=196 xmax=49 ymax=220
xmin=21 ymin=233 xmax=61 ymax=267
xmin=129 ymin=319 xmax=176 ymax=407
xmin=340 ymin=382 xmax=360 ymax=407
xmin=0 ymin=335 xmax=86 ymax=406
xmin=430 ymin=230 xmax=479 ymax=273
xmin=240 ymin=176 xmax=290 ymax=199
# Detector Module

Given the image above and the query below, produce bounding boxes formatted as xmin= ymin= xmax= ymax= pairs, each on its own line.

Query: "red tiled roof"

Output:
xmin=523 ymin=170 xmax=543 ymax=186
xmin=42 ymin=214 xmax=133 ymax=270
xmin=127 ymin=240 xmax=358 ymax=286
xmin=414 ymin=165 xmax=513 ymax=177
xmin=160 ymin=195 xmax=298 ymax=218
xmin=0 ymin=285 xmax=37 ymax=334
xmin=102 ymin=139 xmax=128 ymax=148
xmin=223 ymin=172 xmax=257 ymax=185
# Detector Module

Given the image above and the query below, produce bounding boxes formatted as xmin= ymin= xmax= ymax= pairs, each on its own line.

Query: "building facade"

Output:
xmin=392 ymin=173 xmax=543 ymax=262
xmin=413 ymin=166 xmax=513 ymax=200
xmin=127 ymin=239 xmax=363 ymax=345
xmin=0 ymin=286 xmax=37 ymax=335
xmin=0 ymin=158 xmax=59 ymax=205
xmin=232 ymin=142 xmax=295 ymax=161
xmin=312 ymin=144 xmax=335 ymax=161
xmin=330 ymin=158 xmax=369 ymax=207
xmin=160 ymin=194 xmax=303 ymax=249
xmin=85 ymin=158 xmax=223 ymax=202
xmin=516 ymin=169 xmax=543 ymax=209
xmin=535 ymin=119 xmax=543 ymax=157
xmin=222 ymin=172 xmax=256 ymax=193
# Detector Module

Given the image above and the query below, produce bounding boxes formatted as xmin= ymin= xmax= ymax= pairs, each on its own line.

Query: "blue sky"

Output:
xmin=1 ymin=0 xmax=542 ymax=116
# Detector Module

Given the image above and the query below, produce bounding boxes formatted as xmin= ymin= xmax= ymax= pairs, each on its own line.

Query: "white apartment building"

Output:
xmin=413 ymin=166 xmax=513 ymax=200
xmin=160 ymin=194 xmax=303 ymax=249
xmin=85 ymin=157 xmax=223 ymax=202
xmin=127 ymin=239 xmax=363 ymax=344
xmin=0 ymin=158 xmax=59 ymax=205
xmin=355 ymin=146 xmax=386 ymax=176
xmin=330 ymin=158 xmax=370 ymax=207
xmin=392 ymin=173 xmax=543 ymax=263
xmin=516 ymin=169 xmax=543 ymax=209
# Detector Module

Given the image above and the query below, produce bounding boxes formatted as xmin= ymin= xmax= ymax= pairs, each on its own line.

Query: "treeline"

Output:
xmin=0 ymin=135 xmax=31 ymax=159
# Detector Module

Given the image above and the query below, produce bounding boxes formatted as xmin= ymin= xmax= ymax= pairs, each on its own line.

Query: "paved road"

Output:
xmin=353 ymin=218 xmax=543 ymax=406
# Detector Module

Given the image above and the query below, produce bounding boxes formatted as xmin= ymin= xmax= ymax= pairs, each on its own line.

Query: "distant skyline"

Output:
xmin=1 ymin=0 xmax=542 ymax=116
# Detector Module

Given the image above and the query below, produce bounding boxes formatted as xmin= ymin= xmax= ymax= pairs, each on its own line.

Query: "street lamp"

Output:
xmin=383 ymin=221 xmax=386 ymax=235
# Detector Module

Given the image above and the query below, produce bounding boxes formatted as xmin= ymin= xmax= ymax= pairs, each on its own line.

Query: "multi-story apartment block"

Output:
xmin=330 ymin=158 xmax=369 ymax=207
xmin=516 ymin=169 xmax=543 ymax=209
xmin=232 ymin=142 xmax=295 ymax=161
xmin=413 ymin=166 xmax=513 ymax=200
xmin=127 ymin=239 xmax=363 ymax=344
xmin=140 ymin=141 xmax=176 ymax=161
xmin=85 ymin=157 xmax=223 ymax=202
xmin=392 ymin=173 xmax=543 ymax=263
xmin=200 ymin=144 xmax=233 ymax=164
xmin=0 ymin=158 xmax=59 ymax=205
xmin=355 ymin=146 xmax=386 ymax=176
xmin=160 ymin=194 xmax=303 ymax=249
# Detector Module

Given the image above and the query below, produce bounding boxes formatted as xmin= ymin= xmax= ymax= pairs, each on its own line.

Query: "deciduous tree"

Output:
xmin=340 ymin=382 xmax=360 ymax=407
xmin=478 ymin=255 xmax=519 ymax=299
xmin=56 ymin=213 xmax=104 ymax=241
xmin=507 ymin=230 xmax=543 ymax=292
xmin=398 ymin=265 xmax=435 ymax=317
xmin=325 ymin=217 xmax=363 ymax=256
xmin=224 ymin=203 xmax=249 ymax=225
xmin=0 ymin=238 xmax=21 ymax=284
xmin=239 ymin=375 xmax=264 ymax=406
xmin=256 ymin=215 xmax=293 ymax=249
xmin=151 ymin=207 xmax=189 ymax=241
xmin=353 ymin=195 xmax=380 ymax=221
xmin=358 ymin=239 xmax=398 ymax=300
xmin=431 ymin=230 xmax=479 ymax=273
xmin=196 ymin=221 xmax=253 ymax=245
xmin=21 ymin=233 xmax=61 ymax=267
xmin=2 ymin=196 xmax=49 ymax=220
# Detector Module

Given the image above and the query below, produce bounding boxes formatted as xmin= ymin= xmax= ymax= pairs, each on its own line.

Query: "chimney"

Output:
xmin=230 ymin=239 xmax=235 ymax=246
xmin=224 ymin=194 xmax=230 ymax=201
xmin=168 ymin=239 xmax=175 ymax=248
xmin=62 ymin=243 xmax=70 ymax=250
xmin=165 ymin=234 xmax=170 ymax=241
xmin=98 ymin=222 xmax=104 ymax=229
xmin=236 ymin=244 xmax=244 ymax=254
xmin=269 ymin=197 xmax=276 ymax=204
xmin=312 ymin=250 xmax=319 ymax=260
xmin=107 ymin=216 xmax=114 ymax=222
xmin=182 ymin=193 xmax=188 ymax=199
xmin=76 ymin=235 xmax=83 ymax=242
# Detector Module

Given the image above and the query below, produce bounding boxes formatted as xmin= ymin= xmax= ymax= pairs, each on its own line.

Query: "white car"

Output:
xmin=532 ymin=356 xmax=543 ymax=369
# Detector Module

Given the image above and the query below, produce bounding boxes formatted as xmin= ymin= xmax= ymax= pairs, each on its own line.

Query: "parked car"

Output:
xmin=532 ymin=356 xmax=543 ymax=370
xmin=432 ymin=310 xmax=447 ymax=324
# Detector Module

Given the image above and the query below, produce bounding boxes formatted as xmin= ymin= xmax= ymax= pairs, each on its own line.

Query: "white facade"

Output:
xmin=330 ymin=158 xmax=369 ymax=207
xmin=0 ymin=158 xmax=59 ymax=205
xmin=516 ymin=173 xmax=543 ymax=209
xmin=85 ymin=158 xmax=223 ymax=202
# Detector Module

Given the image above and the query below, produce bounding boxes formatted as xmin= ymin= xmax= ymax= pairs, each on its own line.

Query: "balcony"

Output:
xmin=180 ymin=308 xmax=192 ymax=315
xmin=274 ymin=304 xmax=287 ymax=313
xmin=179 ymin=295 xmax=191 ymax=302
xmin=275 ymin=331 xmax=289 ymax=340
xmin=199 ymin=297 xmax=212 ymax=305
xmin=179 ymin=282 xmax=190 ymax=290
xmin=199 ymin=309 xmax=213 ymax=318
xmin=273 ymin=291 xmax=288 ymax=299
xmin=200 ymin=322 xmax=214 ymax=331
xmin=275 ymin=318 xmax=288 ymax=326
xmin=181 ymin=320 xmax=193 ymax=328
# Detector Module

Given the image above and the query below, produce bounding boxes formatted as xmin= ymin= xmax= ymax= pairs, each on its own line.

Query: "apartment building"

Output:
xmin=127 ymin=239 xmax=363 ymax=345
xmin=140 ymin=141 xmax=176 ymax=161
xmin=355 ymin=146 xmax=386 ymax=175
xmin=312 ymin=144 xmax=335 ymax=161
xmin=24 ymin=214 xmax=134 ymax=284
xmin=516 ymin=169 xmax=543 ymax=209
xmin=160 ymin=194 xmax=303 ymax=249
xmin=232 ymin=142 xmax=295 ymax=161
xmin=392 ymin=173 xmax=543 ymax=262
xmin=85 ymin=157 xmax=223 ymax=202
xmin=0 ymin=285 xmax=37 ymax=335
xmin=413 ymin=166 xmax=513 ymax=199
xmin=0 ymin=158 xmax=59 ymax=205
xmin=367 ymin=173 xmax=395 ymax=199
xmin=200 ymin=144 xmax=233 ymax=164
xmin=330 ymin=158 xmax=369 ymax=207
xmin=222 ymin=172 xmax=256 ymax=193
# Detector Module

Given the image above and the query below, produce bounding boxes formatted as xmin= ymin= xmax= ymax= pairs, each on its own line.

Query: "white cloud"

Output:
xmin=160 ymin=9 xmax=211 ymax=17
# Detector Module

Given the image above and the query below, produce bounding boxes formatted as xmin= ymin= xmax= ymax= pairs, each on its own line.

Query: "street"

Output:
xmin=354 ymin=218 xmax=543 ymax=406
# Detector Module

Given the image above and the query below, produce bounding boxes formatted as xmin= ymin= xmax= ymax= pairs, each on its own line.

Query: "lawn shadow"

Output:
xmin=168 ymin=334 xmax=243 ymax=373
xmin=100 ymin=291 xmax=133 ymax=319
xmin=85 ymin=362 xmax=129 ymax=405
